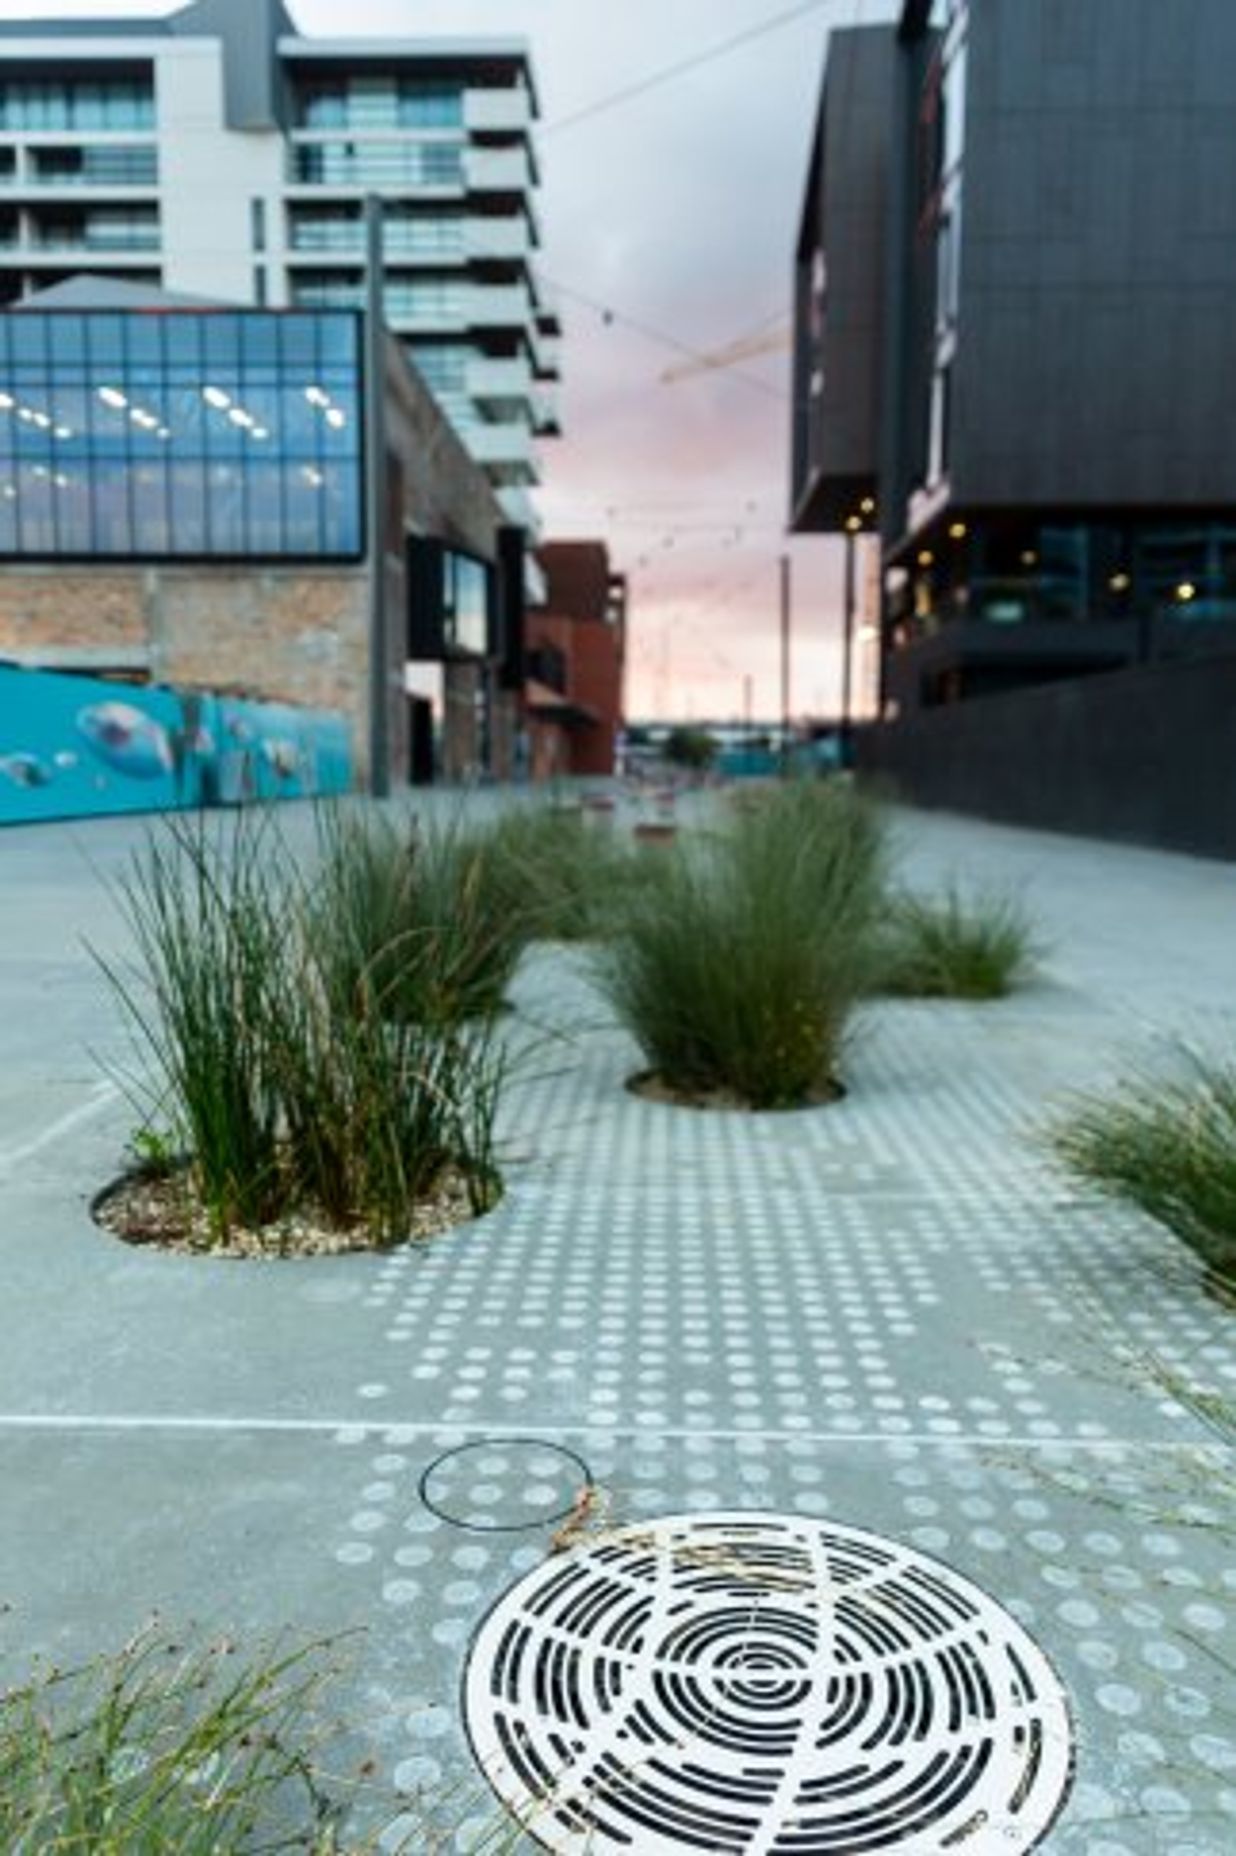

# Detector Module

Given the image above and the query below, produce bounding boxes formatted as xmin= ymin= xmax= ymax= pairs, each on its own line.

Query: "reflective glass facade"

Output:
xmin=295 ymin=78 xmax=463 ymax=130
xmin=0 ymin=74 xmax=154 ymax=132
xmin=445 ymin=548 xmax=491 ymax=656
xmin=290 ymin=141 xmax=463 ymax=187
xmin=0 ymin=311 xmax=363 ymax=559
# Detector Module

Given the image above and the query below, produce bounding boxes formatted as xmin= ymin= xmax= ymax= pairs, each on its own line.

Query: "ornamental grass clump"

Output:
xmin=876 ymin=883 xmax=1039 ymax=1000
xmin=0 ymin=1627 xmax=359 ymax=1855
xmin=97 ymin=810 xmax=505 ymax=1250
xmin=483 ymin=803 xmax=637 ymax=943
xmin=97 ymin=815 xmax=289 ymax=1237
xmin=1049 ymin=1052 xmax=1236 ymax=1285
xmin=598 ymin=781 xmax=885 ymax=1110
xmin=312 ymin=808 xmax=527 ymax=1027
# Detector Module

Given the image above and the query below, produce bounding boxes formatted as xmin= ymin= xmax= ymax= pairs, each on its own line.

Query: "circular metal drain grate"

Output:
xmin=463 ymin=1511 xmax=1074 ymax=1854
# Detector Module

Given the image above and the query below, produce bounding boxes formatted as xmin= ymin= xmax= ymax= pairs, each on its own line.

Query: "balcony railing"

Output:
xmin=25 ymin=146 xmax=159 ymax=187
xmin=288 ymin=141 xmax=465 ymax=189
xmin=463 ymin=88 xmax=532 ymax=135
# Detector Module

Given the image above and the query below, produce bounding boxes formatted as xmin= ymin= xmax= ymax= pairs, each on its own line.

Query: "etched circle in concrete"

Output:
xmin=464 ymin=1511 xmax=1074 ymax=1853
xmin=419 ymin=1438 xmax=592 ymax=1533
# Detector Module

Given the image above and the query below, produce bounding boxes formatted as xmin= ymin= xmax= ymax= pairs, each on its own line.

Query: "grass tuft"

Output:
xmin=96 ymin=808 xmax=506 ymax=1250
xmin=1049 ymin=1052 xmax=1236 ymax=1284
xmin=0 ymin=1626 xmax=361 ymax=1854
xmin=596 ymin=781 xmax=885 ymax=1110
xmin=876 ymin=883 xmax=1039 ymax=999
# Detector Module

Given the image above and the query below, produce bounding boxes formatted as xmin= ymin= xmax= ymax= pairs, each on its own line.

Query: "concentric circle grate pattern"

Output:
xmin=464 ymin=1512 xmax=1074 ymax=1854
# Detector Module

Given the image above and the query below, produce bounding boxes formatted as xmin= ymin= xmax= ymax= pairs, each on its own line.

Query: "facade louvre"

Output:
xmin=792 ymin=0 xmax=1236 ymax=717
xmin=0 ymin=0 xmax=559 ymax=538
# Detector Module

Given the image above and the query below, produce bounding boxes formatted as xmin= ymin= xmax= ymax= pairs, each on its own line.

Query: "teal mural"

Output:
xmin=0 ymin=663 xmax=352 ymax=825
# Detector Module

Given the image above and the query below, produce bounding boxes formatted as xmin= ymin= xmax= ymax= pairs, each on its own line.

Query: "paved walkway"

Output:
xmin=0 ymin=800 xmax=1233 ymax=1852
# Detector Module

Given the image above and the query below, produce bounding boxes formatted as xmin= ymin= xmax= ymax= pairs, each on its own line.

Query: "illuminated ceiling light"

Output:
xmin=31 ymin=412 xmax=52 ymax=430
xmin=228 ymin=407 xmax=254 ymax=428
xmin=1020 ymin=550 xmax=1038 ymax=567
xmin=1108 ymin=571 xmax=1130 ymax=593
xmin=948 ymin=521 xmax=967 ymax=539
xmin=0 ymin=392 xmax=13 ymax=410
xmin=157 ymin=426 xmax=172 ymax=440
xmin=917 ymin=549 xmax=935 ymax=567
xmin=1 ymin=484 xmax=14 ymax=500
xmin=325 ymin=407 xmax=347 ymax=430
xmin=17 ymin=407 xmax=35 ymax=423
xmin=202 ymin=386 xmax=232 ymax=410
xmin=860 ymin=496 xmax=876 ymax=515
xmin=305 ymin=386 xmax=331 ymax=408
xmin=1176 ymin=581 xmax=1197 ymax=602
xmin=98 ymin=386 xmax=128 ymax=410
xmin=250 ymin=426 xmax=270 ymax=441
xmin=302 ymin=466 xmax=325 ymax=487
xmin=53 ymin=473 xmax=70 ymax=489
xmin=54 ymin=424 xmax=73 ymax=440
xmin=844 ymin=514 xmax=862 ymax=533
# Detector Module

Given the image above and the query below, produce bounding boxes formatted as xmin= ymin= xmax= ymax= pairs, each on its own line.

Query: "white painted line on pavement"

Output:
xmin=0 ymin=1081 xmax=119 ymax=1178
xmin=0 ymin=1413 xmax=1220 ymax=1454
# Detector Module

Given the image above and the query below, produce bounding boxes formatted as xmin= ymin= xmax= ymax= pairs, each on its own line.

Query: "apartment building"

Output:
xmin=0 ymin=0 xmax=560 ymax=539
xmin=791 ymin=0 xmax=1236 ymax=717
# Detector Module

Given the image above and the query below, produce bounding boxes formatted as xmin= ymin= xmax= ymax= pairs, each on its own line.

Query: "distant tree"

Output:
xmin=663 ymin=727 xmax=717 ymax=771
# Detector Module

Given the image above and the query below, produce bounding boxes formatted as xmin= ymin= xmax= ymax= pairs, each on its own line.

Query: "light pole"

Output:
xmin=841 ymin=516 xmax=860 ymax=769
xmin=779 ymin=553 xmax=792 ymax=774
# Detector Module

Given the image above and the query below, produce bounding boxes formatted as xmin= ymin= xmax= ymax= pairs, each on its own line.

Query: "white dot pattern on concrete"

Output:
xmin=319 ymin=924 xmax=1236 ymax=1853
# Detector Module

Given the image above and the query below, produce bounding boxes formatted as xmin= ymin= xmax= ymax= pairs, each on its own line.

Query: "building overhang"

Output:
xmin=789 ymin=469 xmax=878 ymax=537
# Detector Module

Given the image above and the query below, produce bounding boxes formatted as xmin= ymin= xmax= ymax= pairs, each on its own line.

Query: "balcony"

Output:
xmin=464 ymin=418 xmax=538 ymax=485
xmin=288 ymin=141 xmax=466 ymax=192
xmin=464 ymin=146 xmax=532 ymax=196
xmin=466 ymin=355 xmax=534 ymax=410
xmin=467 ymin=283 xmax=533 ymax=329
xmin=463 ymin=215 xmax=530 ymax=262
xmin=463 ymin=88 xmax=532 ymax=135
xmin=18 ymin=145 xmax=159 ymax=190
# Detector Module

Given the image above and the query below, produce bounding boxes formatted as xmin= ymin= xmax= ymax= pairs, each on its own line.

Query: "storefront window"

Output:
xmin=0 ymin=310 xmax=363 ymax=559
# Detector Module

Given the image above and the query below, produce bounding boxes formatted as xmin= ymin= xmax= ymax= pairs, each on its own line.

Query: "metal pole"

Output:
xmin=841 ymin=531 xmax=856 ymax=768
xmin=779 ymin=553 xmax=791 ymax=772
xmin=364 ymin=193 xmax=390 ymax=798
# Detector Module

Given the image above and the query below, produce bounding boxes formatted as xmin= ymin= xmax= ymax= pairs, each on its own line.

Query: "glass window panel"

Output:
xmin=0 ymin=472 xmax=16 ymax=551
xmin=48 ymin=315 xmax=86 ymax=370
xmin=130 ymin=460 xmax=169 ymax=553
xmin=279 ymin=315 xmax=318 ymax=372
xmin=164 ymin=315 xmax=201 ymax=376
xmin=54 ymin=472 xmax=92 ymax=552
xmin=316 ymin=312 xmax=359 ymax=368
xmin=206 ymin=462 xmax=244 ymax=552
xmin=87 ymin=315 xmax=125 ymax=369
xmin=241 ymin=315 xmax=279 ymax=375
xmin=284 ymin=464 xmax=323 ymax=553
xmin=168 ymin=461 xmax=206 ymax=552
xmin=279 ymin=381 xmax=320 ymax=454
xmin=320 ymin=462 xmax=360 ymax=554
xmin=11 ymin=316 xmax=47 ymax=369
xmin=245 ymin=461 xmax=283 ymax=553
xmin=203 ymin=315 xmax=242 ymax=377
xmin=92 ymin=459 xmax=133 ymax=553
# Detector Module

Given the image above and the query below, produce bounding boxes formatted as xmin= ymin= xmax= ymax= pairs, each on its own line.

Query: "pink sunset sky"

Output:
xmin=13 ymin=0 xmax=898 ymax=720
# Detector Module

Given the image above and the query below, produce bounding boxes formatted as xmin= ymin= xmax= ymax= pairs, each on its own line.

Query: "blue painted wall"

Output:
xmin=0 ymin=663 xmax=352 ymax=825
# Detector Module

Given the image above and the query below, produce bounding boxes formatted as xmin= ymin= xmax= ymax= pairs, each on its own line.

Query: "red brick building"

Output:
xmin=526 ymin=542 xmax=627 ymax=779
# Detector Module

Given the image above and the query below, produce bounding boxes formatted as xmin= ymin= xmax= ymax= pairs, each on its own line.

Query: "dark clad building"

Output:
xmin=792 ymin=0 xmax=1236 ymax=718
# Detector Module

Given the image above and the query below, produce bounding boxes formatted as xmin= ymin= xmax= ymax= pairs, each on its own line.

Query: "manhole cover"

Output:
xmin=419 ymin=1439 xmax=592 ymax=1532
xmin=463 ymin=1511 xmax=1074 ymax=1853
